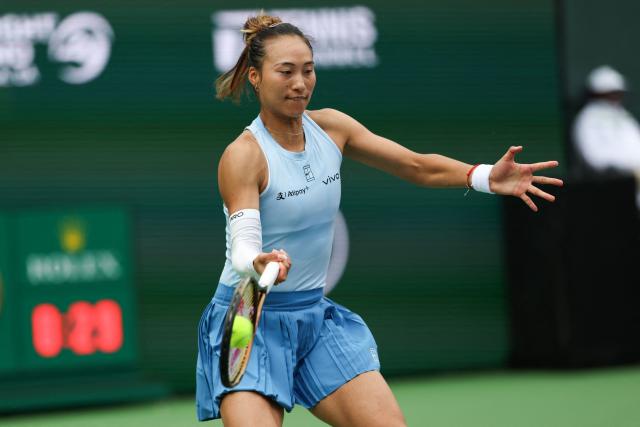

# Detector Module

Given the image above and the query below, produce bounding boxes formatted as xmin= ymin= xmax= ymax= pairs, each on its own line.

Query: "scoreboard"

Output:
xmin=0 ymin=207 xmax=137 ymax=376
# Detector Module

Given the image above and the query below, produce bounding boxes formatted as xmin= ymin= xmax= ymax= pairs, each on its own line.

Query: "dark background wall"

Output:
xmin=1 ymin=0 xmax=562 ymax=392
xmin=502 ymin=0 xmax=640 ymax=368
xmin=561 ymin=0 xmax=640 ymax=112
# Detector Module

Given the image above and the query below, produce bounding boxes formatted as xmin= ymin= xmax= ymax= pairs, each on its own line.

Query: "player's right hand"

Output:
xmin=253 ymin=249 xmax=291 ymax=284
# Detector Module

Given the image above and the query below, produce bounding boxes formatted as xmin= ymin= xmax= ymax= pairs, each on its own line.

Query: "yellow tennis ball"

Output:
xmin=231 ymin=316 xmax=253 ymax=348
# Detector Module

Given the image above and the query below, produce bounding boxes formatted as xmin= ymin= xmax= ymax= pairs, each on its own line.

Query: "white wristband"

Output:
xmin=229 ymin=209 xmax=262 ymax=279
xmin=471 ymin=164 xmax=494 ymax=194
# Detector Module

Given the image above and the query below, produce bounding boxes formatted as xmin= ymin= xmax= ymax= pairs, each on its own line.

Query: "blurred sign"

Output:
xmin=17 ymin=213 xmax=126 ymax=286
xmin=0 ymin=11 xmax=114 ymax=87
xmin=211 ymin=6 xmax=379 ymax=73
xmin=0 ymin=207 xmax=136 ymax=372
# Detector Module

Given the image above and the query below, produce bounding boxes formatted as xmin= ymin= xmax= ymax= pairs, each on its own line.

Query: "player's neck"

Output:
xmin=260 ymin=111 xmax=305 ymax=152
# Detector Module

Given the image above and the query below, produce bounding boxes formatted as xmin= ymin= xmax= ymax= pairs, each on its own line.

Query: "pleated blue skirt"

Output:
xmin=195 ymin=284 xmax=380 ymax=421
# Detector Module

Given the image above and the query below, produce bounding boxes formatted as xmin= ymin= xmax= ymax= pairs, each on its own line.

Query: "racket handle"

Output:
xmin=258 ymin=261 xmax=280 ymax=291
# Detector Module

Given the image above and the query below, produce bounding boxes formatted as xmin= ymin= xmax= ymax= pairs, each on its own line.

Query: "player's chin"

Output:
xmin=284 ymin=98 xmax=310 ymax=114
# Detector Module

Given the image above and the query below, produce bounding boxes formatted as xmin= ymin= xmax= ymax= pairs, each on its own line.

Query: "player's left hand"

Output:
xmin=490 ymin=146 xmax=563 ymax=212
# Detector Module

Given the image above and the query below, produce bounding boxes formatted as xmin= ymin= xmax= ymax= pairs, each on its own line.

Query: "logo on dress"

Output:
xmin=322 ymin=172 xmax=340 ymax=185
xmin=276 ymin=186 xmax=310 ymax=201
xmin=303 ymin=164 xmax=315 ymax=182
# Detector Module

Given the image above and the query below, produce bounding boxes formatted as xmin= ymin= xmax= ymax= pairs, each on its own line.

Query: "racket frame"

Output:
xmin=219 ymin=262 xmax=279 ymax=388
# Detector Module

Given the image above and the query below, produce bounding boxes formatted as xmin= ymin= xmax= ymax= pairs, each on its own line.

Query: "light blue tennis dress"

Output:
xmin=196 ymin=112 xmax=380 ymax=421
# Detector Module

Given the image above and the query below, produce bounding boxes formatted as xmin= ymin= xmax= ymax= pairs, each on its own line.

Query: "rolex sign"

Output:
xmin=16 ymin=208 xmax=129 ymax=288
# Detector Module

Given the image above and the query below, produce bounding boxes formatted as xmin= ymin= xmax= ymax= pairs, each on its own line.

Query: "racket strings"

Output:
xmin=228 ymin=281 xmax=257 ymax=381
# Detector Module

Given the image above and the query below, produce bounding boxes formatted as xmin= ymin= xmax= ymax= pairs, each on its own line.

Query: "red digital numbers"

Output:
xmin=31 ymin=304 xmax=64 ymax=358
xmin=94 ymin=300 xmax=124 ymax=353
xmin=31 ymin=300 xmax=124 ymax=358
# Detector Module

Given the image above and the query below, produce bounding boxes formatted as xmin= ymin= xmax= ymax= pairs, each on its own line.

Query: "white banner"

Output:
xmin=212 ymin=6 xmax=379 ymax=73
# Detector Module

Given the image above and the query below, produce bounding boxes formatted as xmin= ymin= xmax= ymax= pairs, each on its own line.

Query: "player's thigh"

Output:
xmin=310 ymin=371 xmax=406 ymax=427
xmin=220 ymin=391 xmax=284 ymax=427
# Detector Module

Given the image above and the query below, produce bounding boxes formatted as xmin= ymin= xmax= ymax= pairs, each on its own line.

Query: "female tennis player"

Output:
xmin=196 ymin=13 xmax=563 ymax=426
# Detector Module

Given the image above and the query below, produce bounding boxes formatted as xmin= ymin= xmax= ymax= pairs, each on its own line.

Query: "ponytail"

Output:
xmin=215 ymin=46 xmax=250 ymax=103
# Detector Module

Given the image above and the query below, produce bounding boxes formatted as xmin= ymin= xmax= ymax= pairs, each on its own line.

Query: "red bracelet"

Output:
xmin=466 ymin=164 xmax=480 ymax=188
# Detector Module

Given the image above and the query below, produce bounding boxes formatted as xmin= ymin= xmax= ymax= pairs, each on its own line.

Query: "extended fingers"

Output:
xmin=532 ymin=175 xmax=564 ymax=187
xmin=512 ymin=157 xmax=561 ymax=212
xmin=530 ymin=160 xmax=559 ymax=172
xmin=520 ymin=193 xmax=538 ymax=212
xmin=502 ymin=145 xmax=523 ymax=162
xmin=528 ymin=185 xmax=555 ymax=202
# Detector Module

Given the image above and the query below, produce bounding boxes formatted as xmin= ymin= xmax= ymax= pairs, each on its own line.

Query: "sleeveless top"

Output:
xmin=219 ymin=112 xmax=343 ymax=292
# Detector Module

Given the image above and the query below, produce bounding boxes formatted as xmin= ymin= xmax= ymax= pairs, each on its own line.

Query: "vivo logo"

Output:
xmin=322 ymin=173 xmax=340 ymax=185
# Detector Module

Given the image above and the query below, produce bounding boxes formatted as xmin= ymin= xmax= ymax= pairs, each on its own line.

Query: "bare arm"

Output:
xmin=310 ymin=108 xmax=473 ymax=187
xmin=309 ymin=108 xmax=563 ymax=211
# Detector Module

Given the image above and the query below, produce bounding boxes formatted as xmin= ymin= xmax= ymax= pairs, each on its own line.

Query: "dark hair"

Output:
xmin=215 ymin=13 xmax=313 ymax=103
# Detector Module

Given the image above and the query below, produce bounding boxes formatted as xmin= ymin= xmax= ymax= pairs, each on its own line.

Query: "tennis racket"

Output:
xmin=220 ymin=261 xmax=280 ymax=388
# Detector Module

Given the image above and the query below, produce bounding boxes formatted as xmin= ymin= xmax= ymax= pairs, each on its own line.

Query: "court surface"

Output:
xmin=3 ymin=365 xmax=640 ymax=426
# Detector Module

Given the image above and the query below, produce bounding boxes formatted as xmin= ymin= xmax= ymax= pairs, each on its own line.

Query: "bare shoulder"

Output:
xmin=218 ymin=129 xmax=267 ymax=189
xmin=307 ymin=108 xmax=354 ymax=131
xmin=307 ymin=108 xmax=360 ymax=150
xmin=217 ymin=130 xmax=265 ymax=210
xmin=220 ymin=130 xmax=264 ymax=170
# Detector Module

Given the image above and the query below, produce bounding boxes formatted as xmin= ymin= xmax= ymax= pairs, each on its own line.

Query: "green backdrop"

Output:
xmin=0 ymin=215 xmax=15 ymax=374
xmin=1 ymin=0 xmax=562 ymax=391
